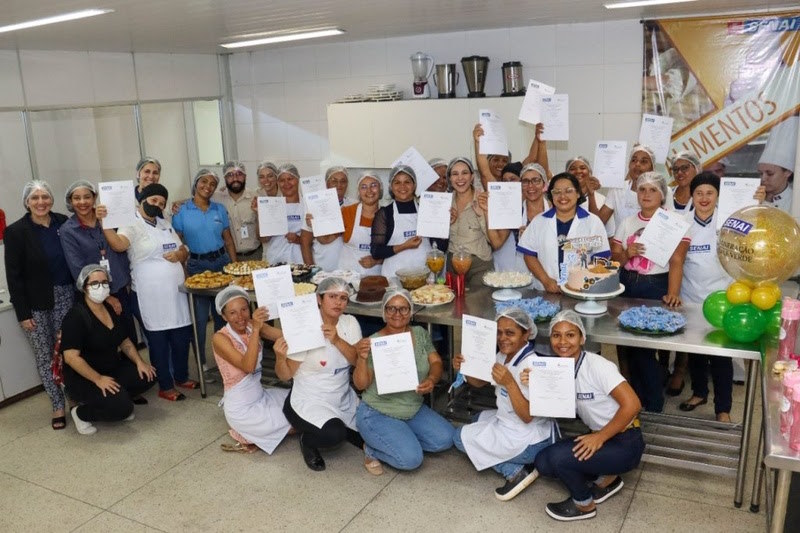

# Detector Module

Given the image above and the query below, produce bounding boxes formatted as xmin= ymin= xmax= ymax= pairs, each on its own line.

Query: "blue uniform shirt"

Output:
xmin=172 ymin=200 xmax=229 ymax=254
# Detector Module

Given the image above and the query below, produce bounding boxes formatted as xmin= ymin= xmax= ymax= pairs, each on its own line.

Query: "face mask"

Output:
xmin=87 ymin=285 xmax=110 ymax=304
xmin=142 ymin=202 xmax=163 ymax=218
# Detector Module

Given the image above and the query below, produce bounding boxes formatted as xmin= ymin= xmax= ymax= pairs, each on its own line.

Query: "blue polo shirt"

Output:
xmin=172 ymin=200 xmax=229 ymax=254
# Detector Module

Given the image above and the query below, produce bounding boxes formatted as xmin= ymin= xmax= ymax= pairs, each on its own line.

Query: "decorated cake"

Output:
xmin=566 ymin=259 xmax=621 ymax=294
xmin=356 ymin=275 xmax=389 ymax=302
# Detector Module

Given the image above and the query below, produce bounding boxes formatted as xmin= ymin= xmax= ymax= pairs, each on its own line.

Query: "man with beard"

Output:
xmin=215 ymin=161 xmax=261 ymax=260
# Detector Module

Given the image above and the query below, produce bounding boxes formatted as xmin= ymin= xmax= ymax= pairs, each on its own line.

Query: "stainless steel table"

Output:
xmin=347 ymin=284 xmax=761 ymax=507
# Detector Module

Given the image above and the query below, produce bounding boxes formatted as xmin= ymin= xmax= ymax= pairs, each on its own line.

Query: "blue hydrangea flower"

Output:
xmin=618 ymin=306 xmax=686 ymax=333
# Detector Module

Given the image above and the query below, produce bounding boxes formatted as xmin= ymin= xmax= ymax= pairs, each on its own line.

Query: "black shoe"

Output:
xmin=678 ymin=397 xmax=708 ymax=412
xmin=299 ymin=436 xmax=325 ymax=472
xmin=591 ymin=476 xmax=624 ymax=504
xmin=132 ymin=396 xmax=149 ymax=405
xmin=495 ymin=466 xmax=538 ymax=501
xmin=545 ymin=497 xmax=597 ymax=521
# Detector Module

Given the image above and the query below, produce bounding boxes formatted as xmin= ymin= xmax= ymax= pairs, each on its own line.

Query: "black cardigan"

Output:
xmin=4 ymin=212 xmax=70 ymax=322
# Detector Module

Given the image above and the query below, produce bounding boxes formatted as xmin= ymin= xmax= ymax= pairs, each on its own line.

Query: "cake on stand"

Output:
xmin=560 ymin=283 xmax=625 ymax=315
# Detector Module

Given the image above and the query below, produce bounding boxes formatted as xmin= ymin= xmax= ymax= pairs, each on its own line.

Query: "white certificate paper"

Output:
xmin=638 ymin=114 xmax=674 ymax=164
xmin=98 ymin=180 xmax=136 ymax=229
xmin=305 ymin=188 xmax=345 ymax=237
xmin=371 ymin=332 xmax=420 ymax=394
xmin=478 ymin=109 xmax=509 ymax=155
xmin=638 ymin=208 xmax=691 ymax=268
xmin=417 ymin=191 xmax=452 ymax=239
xmin=717 ymin=177 xmax=761 ymax=230
xmin=487 ymin=182 xmax=523 ymax=229
xmin=460 ymin=315 xmax=498 ymax=383
xmin=540 ymin=94 xmax=569 ymax=141
xmin=392 ymin=146 xmax=441 ymax=193
xmin=528 ymin=357 xmax=576 ymax=418
xmin=252 ymin=265 xmax=295 ymax=318
xmin=277 ymin=293 xmax=326 ymax=355
xmin=257 ymin=196 xmax=289 ymax=237
xmin=300 ymin=175 xmax=326 ymax=197
xmin=517 ymin=79 xmax=556 ymax=125
xmin=593 ymin=141 xmax=628 ymax=189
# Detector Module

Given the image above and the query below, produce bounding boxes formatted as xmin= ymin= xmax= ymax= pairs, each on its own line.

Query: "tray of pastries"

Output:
xmin=232 ymin=276 xmax=255 ymax=291
xmin=294 ymin=282 xmax=317 ymax=296
xmin=410 ymin=284 xmax=455 ymax=306
xmin=223 ymin=260 xmax=269 ymax=276
xmin=185 ymin=271 xmax=234 ymax=290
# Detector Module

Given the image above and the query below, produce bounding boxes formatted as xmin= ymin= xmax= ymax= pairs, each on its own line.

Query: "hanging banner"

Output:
xmin=643 ymin=12 xmax=799 ymax=214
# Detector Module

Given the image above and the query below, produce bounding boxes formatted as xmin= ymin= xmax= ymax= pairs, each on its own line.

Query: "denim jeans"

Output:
xmin=356 ymin=402 xmax=454 ymax=470
xmin=689 ymin=354 xmax=733 ymax=414
xmin=453 ymin=426 xmax=551 ymax=479
xmin=187 ymin=255 xmax=229 ymax=365
xmin=618 ymin=269 xmax=668 ymax=413
xmin=534 ymin=428 xmax=645 ymax=504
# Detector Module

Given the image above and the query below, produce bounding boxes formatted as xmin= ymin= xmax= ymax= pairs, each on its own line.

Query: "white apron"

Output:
xmin=312 ymin=237 xmax=344 ymax=272
xmin=131 ymin=218 xmax=191 ymax=332
xmin=461 ymin=346 xmax=555 ymax=471
xmin=265 ymin=202 xmax=304 ymax=265
xmin=289 ymin=334 xmax=359 ymax=430
xmin=338 ymin=202 xmax=381 ymax=276
xmin=219 ymin=325 xmax=291 ymax=454
xmin=380 ymin=202 xmax=431 ymax=279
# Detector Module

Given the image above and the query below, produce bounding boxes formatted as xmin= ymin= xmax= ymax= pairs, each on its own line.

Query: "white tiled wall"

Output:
xmin=229 ymin=19 xmax=644 ymax=176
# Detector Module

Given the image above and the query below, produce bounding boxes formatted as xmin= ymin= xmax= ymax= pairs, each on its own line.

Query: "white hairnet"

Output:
xmin=257 ymin=161 xmax=278 ymax=175
xmin=277 ymin=163 xmax=300 ymax=180
xmin=223 ymin=161 xmax=246 ymax=176
xmin=672 ymin=151 xmax=702 ymax=174
xmin=496 ymin=307 xmax=538 ymax=340
xmin=65 ymin=180 xmax=96 ymax=212
xmin=357 ymin=172 xmax=383 ymax=198
xmin=215 ymin=286 xmax=250 ymax=315
xmin=630 ymin=143 xmax=655 ymax=168
xmin=446 ymin=157 xmax=475 ymax=178
xmin=635 ymin=171 xmax=668 ymax=205
xmin=192 ymin=168 xmax=220 ymax=195
xmin=549 ymin=309 xmax=586 ymax=339
xmin=135 ymin=157 xmax=161 ymax=181
xmin=428 ymin=158 xmax=448 ymax=169
xmin=381 ymin=288 xmax=414 ymax=321
xmin=521 ymin=163 xmax=548 ymax=182
xmin=316 ymin=277 xmax=353 ymax=296
xmin=325 ymin=166 xmax=349 ymax=182
xmin=75 ymin=263 xmax=108 ymax=292
xmin=22 ymin=180 xmax=54 ymax=210
xmin=566 ymin=156 xmax=592 ymax=173
xmin=390 ymin=165 xmax=416 ymax=184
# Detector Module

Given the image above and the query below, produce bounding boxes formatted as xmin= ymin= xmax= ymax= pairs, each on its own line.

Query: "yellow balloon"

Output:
xmin=727 ymin=282 xmax=752 ymax=304
xmin=750 ymin=286 xmax=779 ymax=311
xmin=757 ymin=281 xmax=782 ymax=302
xmin=738 ymin=279 xmax=755 ymax=289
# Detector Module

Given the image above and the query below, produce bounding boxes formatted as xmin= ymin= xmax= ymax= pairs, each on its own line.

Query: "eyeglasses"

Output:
xmin=673 ymin=164 xmax=692 ymax=174
xmin=551 ymin=187 xmax=577 ymax=196
xmin=225 ymin=171 xmax=245 ymax=178
xmin=521 ymin=178 xmax=544 ymax=186
xmin=359 ymin=182 xmax=380 ymax=191
xmin=87 ymin=280 xmax=110 ymax=290
xmin=385 ymin=305 xmax=411 ymax=316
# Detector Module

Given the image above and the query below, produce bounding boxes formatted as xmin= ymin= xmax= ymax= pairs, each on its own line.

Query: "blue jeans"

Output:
xmin=688 ymin=353 xmax=733 ymax=414
xmin=131 ymin=291 xmax=193 ymax=391
xmin=453 ymin=426 xmax=551 ymax=479
xmin=356 ymin=402 xmax=454 ymax=471
xmin=535 ymin=428 xmax=645 ymax=504
xmin=187 ymin=255 xmax=229 ymax=365
xmin=618 ymin=269 xmax=668 ymax=413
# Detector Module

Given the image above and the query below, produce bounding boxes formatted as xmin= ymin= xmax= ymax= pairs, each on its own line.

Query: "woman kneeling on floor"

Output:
xmin=354 ymin=289 xmax=454 ymax=475
xmin=274 ymin=277 xmax=364 ymax=472
xmin=64 ymin=265 xmax=156 ymax=435
xmin=530 ymin=310 xmax=643 ymax=522
xmin=212 ymin=286 xmax=291 ymax=454
xmin=453 ymin=307 xmax=557 ymax=501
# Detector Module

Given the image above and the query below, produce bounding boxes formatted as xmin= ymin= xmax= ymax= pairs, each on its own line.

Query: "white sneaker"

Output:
xmin=71 ymin=406 xmax=97 ymax=435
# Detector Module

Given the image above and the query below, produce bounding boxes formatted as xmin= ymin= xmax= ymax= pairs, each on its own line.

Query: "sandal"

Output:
xmin=364 ymin=456 xmax=384 ymax=476
xmin=679 ymin=396 xmax=707 ymax=412
xmin=220 ymin=442 xmax=257 ymax=453
xmin=158 ymin=389 xmax=186 ymax=402
xmin=51 ymin=416 xmax=67 ymax=430
xmin=175 ymin=380 xmax=199 ymax=390
xmin=716 ymin=412 xmax=732 ymax=423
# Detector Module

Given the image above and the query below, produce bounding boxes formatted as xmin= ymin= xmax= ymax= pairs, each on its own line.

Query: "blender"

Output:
xmin=461 ymin=56 xmax=490 ymax=97
xmin=410 ymin=52 xmax=434 ymax=99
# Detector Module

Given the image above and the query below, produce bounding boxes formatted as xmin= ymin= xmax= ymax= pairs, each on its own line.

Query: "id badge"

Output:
xmin=99 ymin=257 xmax=112 ymax=282
xmin=240 ymin=225 xmax=249 ymax=240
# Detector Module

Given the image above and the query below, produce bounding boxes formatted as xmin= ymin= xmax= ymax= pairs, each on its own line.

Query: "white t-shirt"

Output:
xmin=681 ymin=211 xmax=732 ymax=303
xmin=582 ymin=191 xmax=614 ymax=237
xmin=575 ymin=352 xmax=626 ymax=431
xmin=612 ymin=212 xmax=689 ymax=275
xmin=603 ymin=188 xmax=639 ymax=233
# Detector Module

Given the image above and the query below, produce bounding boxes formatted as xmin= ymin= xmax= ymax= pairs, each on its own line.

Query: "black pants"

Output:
xmin=283 ymin=392 xmax=364 ymax=450
xmin=68 ymin=359 xmax=155 ymax=422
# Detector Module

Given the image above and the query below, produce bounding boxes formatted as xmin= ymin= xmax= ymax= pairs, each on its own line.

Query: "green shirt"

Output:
xmin=362 ymin=325 xmax=434 ymax=420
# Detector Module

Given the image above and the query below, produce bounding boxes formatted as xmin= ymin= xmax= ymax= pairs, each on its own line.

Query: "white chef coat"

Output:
xmin=680 ymin=211 xmax=732 ymax=303
xmin=288 ymin=314 xmax=362 ymax=429
xmin=264 ymin=202 xmax=304 ymax=265
xmin=339 ymin=202 xmax=382 ymax=275
xmin=766 ymin=183 xmax=793 ymax=213
xmin=118 ymin=211 xmax=191 ymax=331
xmin=516 ymin=207 xmax=610 ymax=291
xmin=575 ymin=351 xmax=628 ymax=431
xmin=461 ymin=345 xmax=555 ymax=471
xmin=380 ymin=202 xmax=431 ymax=279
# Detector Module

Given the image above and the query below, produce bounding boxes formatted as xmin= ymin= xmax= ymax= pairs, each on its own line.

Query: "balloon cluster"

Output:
xmin=703 ymin=281 xmax=782 ymax=343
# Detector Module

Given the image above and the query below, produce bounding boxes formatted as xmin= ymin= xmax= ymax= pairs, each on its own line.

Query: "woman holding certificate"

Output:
xmin=516 ymin=172 xmax=610 ymax=294
xmin=452 ymin=308 xmax=554 ymax=501
xmin=262 ymin=163 xmax=305 ymax=265
xmin=589 ymin=144 xmax=655 ymax=233
xmin=447 ymin=157 xmax=492 ymax=275
xmin=353 ymin=289 xmax=454 ymax=474
xmin=300 ymin=167 xmax=351 ymax=271
xmin=273 ymin=278 xmax=364 ymax=471
xmin=255 ymin=161 xmax=279 ymax=198
xmin=610 ymin=171 xmax=689 ymax=413
xmin=530 ymin=310 xmax=643 ymax=522
xmin=212 ymin=286 xmax=290 ymax=454
xmin=338 ymin=172 xmax=383 ymax=275
xmin=565 ymin=157 xmax=611 ymax=236
xmin=668 ymin=151 xmax=701 ymax=213
xmin=134 ymin=157 xmax=161 ymax=202
xmin=370 ymin=166 xmax=448 ymax=279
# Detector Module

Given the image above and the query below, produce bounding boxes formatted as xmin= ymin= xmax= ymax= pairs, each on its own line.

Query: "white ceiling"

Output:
xmin=0 ymin=0 xmax=797 ymax=53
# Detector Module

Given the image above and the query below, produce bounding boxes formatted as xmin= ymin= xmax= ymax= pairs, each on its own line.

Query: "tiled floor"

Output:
xmin=0 ymin=352 xmax=767 ymax=533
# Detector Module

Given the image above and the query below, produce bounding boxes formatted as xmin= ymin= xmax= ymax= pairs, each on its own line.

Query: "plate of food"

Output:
xmin=618 ymin=306 xmax=686 ymax=335
xmin=410 ymin=284 xmax=455 ymax=306
xmin=495 ymin=297 xmax=560 ymax=323
xmin=311 ymin=269 xmax=361 ymax=288
xmin=184 ymin=271 xmax=234 ymax=290
xmin=482 ymin=271 xmax=533 ymax=289
xmin=293 ymin=282 xmax=317 ymax=296
xmin=272 ymin=262 xmax=317 ymax=283
xmin=223 ymin=260 xmax=269 ymax=276
xmin=232 ymin=276 xmax=255 ymax=291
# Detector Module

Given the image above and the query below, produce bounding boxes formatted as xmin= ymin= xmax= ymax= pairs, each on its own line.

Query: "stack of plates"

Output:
xmin=366 ymin=83 xmax=403 ymax=101
xmin=334 ymin=93 xmax=368 ymax=103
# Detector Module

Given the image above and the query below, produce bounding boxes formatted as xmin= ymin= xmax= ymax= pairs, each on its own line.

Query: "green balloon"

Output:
xmin=764 ymin=302 xmax=783 ymax=338
xmin=723 ymin=303 xmax=767 ymax=343
xmin=703 ymin=290 xmax=731 ymax=328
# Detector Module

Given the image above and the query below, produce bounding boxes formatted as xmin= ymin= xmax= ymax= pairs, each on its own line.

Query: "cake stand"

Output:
xmin=560 ymin=283 xmax=625 ymax=315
